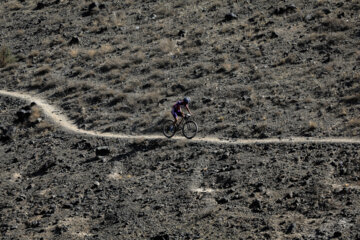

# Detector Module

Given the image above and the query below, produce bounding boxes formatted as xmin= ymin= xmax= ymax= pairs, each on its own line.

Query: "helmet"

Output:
xmin=183 ymin=97 xmax=190 ymax=104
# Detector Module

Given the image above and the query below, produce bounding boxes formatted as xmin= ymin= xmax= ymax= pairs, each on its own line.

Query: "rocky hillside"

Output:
xmin=1 ymin=0 xmax=360 ymax=138
xmin=1 ymin=0 xmax=360 ymax=239
xmin=1 ymin=97 xmax=360 ymax=239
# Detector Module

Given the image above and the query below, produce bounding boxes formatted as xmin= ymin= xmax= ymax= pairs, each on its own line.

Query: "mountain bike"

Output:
xmin=162 ymin=114 xmax=198 ymax=139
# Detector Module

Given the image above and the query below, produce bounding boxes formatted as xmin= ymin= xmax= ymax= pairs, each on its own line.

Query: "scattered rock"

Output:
xmin=30 ymin=161 xmax=56 ymax=177
xmin=96 ymin=146 xmax=110 ymax=156
xmin=34 ymin=2 xmax=46 ymax=10
xmin=285 ymin=223 xmax=296 ymax=234
xmin=223 ymin=13 xmax=237 ymax=22
xmin=53 ymin=225 xmax=68 ymax=235
xmin=272 ymin=4 xmax=297 ymax=15
xmin=216 ymin=197 xmax=229 ymax=204
xmin=249 ymin=199 xmax=262 ymax=212
xmin=68 ymin=36 xmax=80 ymax=45
xmin=0 ymin=126 xmax=16 ymax=142
xmin=72 ymin=139 xmax=92 ymax=150
xmin=178 ymin=30 xmax=186 ymax=37
xmin=202 ymin=97 xmax=213 ymax=104
xmin=150 ymin=233 xmax=170 ymax=240
xmin=333 ymin=231 xmax=342 ymax=238
xmin=82 ymin=1 xmax=104 ymax=17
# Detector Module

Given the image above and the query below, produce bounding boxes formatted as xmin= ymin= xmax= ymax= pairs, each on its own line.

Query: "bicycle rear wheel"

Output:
xmin=162 ymin=120 xmax=176 ymax=138
xmin=182 ymin=120 xmax=198 ymax=139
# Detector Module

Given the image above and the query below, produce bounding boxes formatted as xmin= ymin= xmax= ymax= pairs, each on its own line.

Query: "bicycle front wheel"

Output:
xmin=163 ymin=120 xmax=176 ymax=138
xmin=182 ymin=120 xmax=198 ymax=139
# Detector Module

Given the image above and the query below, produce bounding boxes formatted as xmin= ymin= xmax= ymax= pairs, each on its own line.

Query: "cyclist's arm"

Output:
xmin=185 ymin=104 xmax=192 ymax=115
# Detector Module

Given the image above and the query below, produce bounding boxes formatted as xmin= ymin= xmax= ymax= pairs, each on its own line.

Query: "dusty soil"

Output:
xmin=1 ymin=96 xmax=360 ymax=239
xmin=1 ymin=0 xmax=360 ymax=239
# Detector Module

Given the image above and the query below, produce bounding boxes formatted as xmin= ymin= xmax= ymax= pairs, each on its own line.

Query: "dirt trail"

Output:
xmin=1 ymin=89 xmax=360 ymax=145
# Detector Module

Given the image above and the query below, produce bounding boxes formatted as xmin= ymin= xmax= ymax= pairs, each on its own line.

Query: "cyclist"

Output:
xmin=171 ymin=97 xmax=192 ymax=128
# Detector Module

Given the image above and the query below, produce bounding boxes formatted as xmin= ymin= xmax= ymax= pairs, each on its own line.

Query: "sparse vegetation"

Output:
xmin=0 ymin=0 xmax=359 ymax=139
xmin=1 ymin=1 xmax=360 ymax=239
xmin=34 ymin=65 xmax=51 ymax=76
xmin=0 ymin=46 xmax=16 ymax=68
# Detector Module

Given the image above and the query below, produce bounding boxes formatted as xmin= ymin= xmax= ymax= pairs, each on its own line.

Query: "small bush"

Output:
xmin=347 ymin=119 xmax=360 ymax=127
xmin=318 ymin=18 xmax=350 ymax=32
xmin=0 ymin=46 xmax=16 ymax=68
xmin=308 ymin=121 xmax=318 ymax=130
xmin=34 ymin=65 xmax=51 ymax=76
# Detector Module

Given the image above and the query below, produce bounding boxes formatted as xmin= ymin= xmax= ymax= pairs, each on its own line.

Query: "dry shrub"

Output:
xmin=42 ymin=78 xmax=57 ymax=91
xmin=34 ymin=65 xmax=51 ymax=76
xmin=137 ymin=91 xmax=161 ymax=105
xmin=109 ymin=93 xmax=127 ymax=106
xmin=213 ymin=44 xmax=223 ymax=54
xmin=319 ymin=18 xmax=350 ymax=32
xmin=347 ymin=119 xmax=360 ymax=127
xmin=110 ymin=11 xmax=125 ymax=27
xmin=84 ymin=49 xmax=97 ymax=59
xmin=153 ymin=57 xmax=173 ymax=69
xmin=116 ymin=112 xmax=131 ymax=121
xmin=15 ymin=29 xmax=25 ymax=37
xmin=306 ymin=33 xmax=325 ymax=42
xmin=131 ymin=51 xmax=146 ymax=64
xmin=43 ymin=36 xmax=65 ymax=47
xmin=159 ymin=38 xmax=177 ymax=54
xmin=28 ymin=50 xmax=40 ymax=59
xmin=82 ymin=70 xmax=96 ymax=79
xmin=315 ymin=0 xmax=327 ymax=6
xmin=71 ymin=66 xmax=84 ymax=77
xmin=219 ymin=22 xmax=237 ymax=35
xmin=155 ymin=3 xmax=173 ymax=17
xmin=276 ymin=53 xmax=299 ymax=66
xmin=217 ymin=62 xmax=239 ymax=74
xmin=183 ymin=47 xmax=201 ymax=56
xmin=1 ymin=63 xmax=19 ymax=72
xmin=0 ymin=46 xmax=16 ymax=68
xmin=28 ymin=77 xmax=43 ymax=89
xmin=69 ymin=48 xmax=80 ymax=58
xmin=308 ymin=121 xmax=317 ymax=130
xmin=99 ymin=58 xmax=131 ymax=73
xmin=341 ymin=94 xmax=360 ymax=104
xmin=339 ymin=107 xmax=347 ymax=116
xmin=148 ymin=70 xmax=164 ymax=80
xmin=98 ymin=44 xmax=114 ymax=54
xmin=4 ymin=1 xmax=23 ymax=11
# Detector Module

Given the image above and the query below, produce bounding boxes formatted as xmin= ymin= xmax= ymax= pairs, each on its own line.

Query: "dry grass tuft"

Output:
xmin=34 ymin=65 xmax=51 ymax=76
xmin=341 ymin=94 xmax=360 ymax=104
xmin=308 ymin=121 xmax=317 ymax=130
xmin=69 ymin=48 xmax=80 ymax=58
xmin=131 ymin=51 xmax=146 ymax=64
xmin=98 ymin=44 xmax=114 ymax=55
xmin=159 ymin=38 xmax=177 ymax=54
xmin=347 ymin=118 xmax=360 ymax=127
xmin=28 ymin=50 xmax=40 ymax=59
xmin=4 ymin=1 xmax=23 ymax=11
xmin=319 ymin=18 xmax=351 ymax=32
xmin=84 ymin=49 xmax=97 ymax=59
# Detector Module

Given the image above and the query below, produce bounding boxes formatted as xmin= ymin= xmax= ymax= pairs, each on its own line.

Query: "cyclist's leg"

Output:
xmin=171 ymin=109 xmax=178 ymax=126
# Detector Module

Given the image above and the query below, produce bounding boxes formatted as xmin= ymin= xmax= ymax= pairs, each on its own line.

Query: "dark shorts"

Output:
xmin=171 ymin=108 xmax=182 ymax=119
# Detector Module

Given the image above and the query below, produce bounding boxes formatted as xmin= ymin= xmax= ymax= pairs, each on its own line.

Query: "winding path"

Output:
xmin=1 ymin=89 xmax=360 ymax=145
